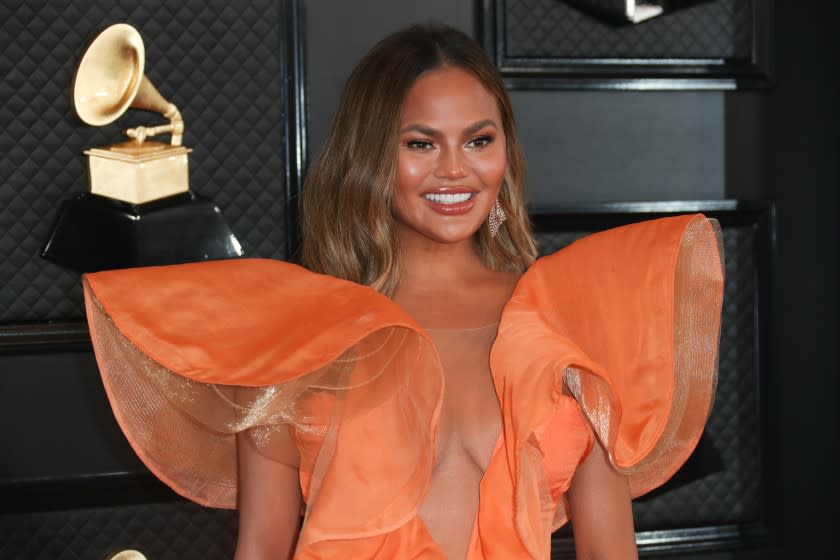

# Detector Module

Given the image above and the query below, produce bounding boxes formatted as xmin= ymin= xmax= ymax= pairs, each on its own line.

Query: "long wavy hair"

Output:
xmin=301 ymin=24 xmax=536 ymax=295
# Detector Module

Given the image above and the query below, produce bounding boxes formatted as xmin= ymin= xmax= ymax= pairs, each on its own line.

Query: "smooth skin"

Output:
xmin=392 ymin=65 xmax=507 ymax=247
xmin=235 ymin=427 xmax=301 ymax=560
xmin=234 ymin=65 xmax=638 ymax=559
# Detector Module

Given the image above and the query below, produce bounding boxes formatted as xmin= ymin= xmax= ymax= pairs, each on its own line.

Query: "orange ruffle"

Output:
xmin=83 ymin=214 xmax=723 ymax=559
xmin=84 ymin=260 xmax=444 ymax=547
xmin=490 ymin=214 xmax=723 ymax=554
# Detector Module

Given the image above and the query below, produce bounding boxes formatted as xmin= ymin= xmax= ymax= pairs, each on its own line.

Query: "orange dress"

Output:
xmin=83 ymin=214 xmax=724 ymax=559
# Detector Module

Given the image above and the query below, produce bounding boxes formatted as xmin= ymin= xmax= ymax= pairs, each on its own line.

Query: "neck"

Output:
xmin=396 ymin=228 xmax=485 ymax=290
xmin=392 ymin=223 xmax=520 ymax=330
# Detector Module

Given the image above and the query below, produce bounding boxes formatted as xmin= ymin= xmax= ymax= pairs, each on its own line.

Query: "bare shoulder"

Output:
xmin=477 ymin=268 xmax=521 ymax=317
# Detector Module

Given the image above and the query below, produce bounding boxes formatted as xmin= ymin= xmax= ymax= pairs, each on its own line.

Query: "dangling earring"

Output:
xmin=488 ymin=198 xmax=507 ymax=238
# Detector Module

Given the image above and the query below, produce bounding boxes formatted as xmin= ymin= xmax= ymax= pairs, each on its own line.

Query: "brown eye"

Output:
xmin=468 ymin=135 xmax=494 ymax=148
xmin=406 ymin=139 xmax=434 ymax=150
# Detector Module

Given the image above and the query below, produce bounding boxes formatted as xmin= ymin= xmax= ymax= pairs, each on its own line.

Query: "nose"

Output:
xmin=434 ymin=145 xmax=467 ymax=179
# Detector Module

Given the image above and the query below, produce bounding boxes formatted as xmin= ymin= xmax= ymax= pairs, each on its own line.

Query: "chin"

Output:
xmin=421 ymin=223 xmax=485 ymax=245
xmin=394 ymin=210 xmax=489 ymax=246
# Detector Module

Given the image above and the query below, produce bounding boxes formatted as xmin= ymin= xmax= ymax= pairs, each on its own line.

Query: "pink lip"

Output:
xmin=421 ymin=186 xmax=477 ymax=195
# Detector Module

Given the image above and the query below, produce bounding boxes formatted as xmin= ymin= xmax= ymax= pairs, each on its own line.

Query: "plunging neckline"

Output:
xmin=417 ymin=320 xmax=505 ymax=560
xmin=416 ymin=432 xmax=506 ymax=559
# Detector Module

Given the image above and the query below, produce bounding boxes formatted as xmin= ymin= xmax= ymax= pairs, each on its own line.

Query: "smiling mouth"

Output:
xmin=423 ymin=192 xmax=474 ymax=204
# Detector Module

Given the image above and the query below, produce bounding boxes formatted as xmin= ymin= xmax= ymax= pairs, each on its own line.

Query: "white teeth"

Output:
xmin=424 ymin=192 xmax=473 ymax=204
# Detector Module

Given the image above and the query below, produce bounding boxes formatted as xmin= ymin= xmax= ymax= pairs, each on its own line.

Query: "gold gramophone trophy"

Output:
xmin=42 ymin=23 xmax=243 ymax=272
xmin=74 ymin=23 xmax=190 ymax=204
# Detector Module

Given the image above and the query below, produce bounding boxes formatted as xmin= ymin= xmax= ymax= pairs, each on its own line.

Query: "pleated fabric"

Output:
xmin=83 ymin=214 xmax=724 ymax=559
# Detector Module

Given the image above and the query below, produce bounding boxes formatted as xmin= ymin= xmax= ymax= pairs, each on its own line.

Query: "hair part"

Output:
xmin=301 ymin=24 xmax=537 ymax=295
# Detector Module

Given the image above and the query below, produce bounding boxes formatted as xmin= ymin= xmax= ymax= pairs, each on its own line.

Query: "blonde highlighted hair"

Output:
xmin=301 ymin=24 xmax=536 ymax=295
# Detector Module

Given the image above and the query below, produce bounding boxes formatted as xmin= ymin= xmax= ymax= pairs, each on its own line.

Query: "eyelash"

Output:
xmin=406 ymin=139 xmax=434 ymax=150
xmin=468 ymin=135 xmax=494 ymax=148
xmin=404 ymin=135 xmax=495 ymax=150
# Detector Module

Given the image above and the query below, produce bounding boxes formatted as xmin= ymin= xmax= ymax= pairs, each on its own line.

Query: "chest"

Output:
xmin=427 ymin=325 xmax=502 ymax=471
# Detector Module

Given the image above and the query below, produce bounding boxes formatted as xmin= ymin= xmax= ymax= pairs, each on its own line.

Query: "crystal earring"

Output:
xmin=488 ymin=198 xmax=507 ymax=237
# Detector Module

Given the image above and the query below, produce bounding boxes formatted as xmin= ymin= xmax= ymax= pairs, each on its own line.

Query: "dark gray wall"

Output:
xmin=306 ymin=0 xmax=726 ymax=206
xmin=306 ymin=0 xmax=475 ymax=155
xmin=0 ymin=352 xmax=143 ymax=481
xmin=513 ymin=90 xmax=724 ymax=205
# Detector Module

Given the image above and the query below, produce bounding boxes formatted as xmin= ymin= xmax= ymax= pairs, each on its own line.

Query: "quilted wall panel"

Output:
xmin=0 ymin=501 xmax=238 ymax=560
xmin=0 ymin=0 xmax=298 ymax=323
xmin=502 ymin=0 xmax=751 ymax=59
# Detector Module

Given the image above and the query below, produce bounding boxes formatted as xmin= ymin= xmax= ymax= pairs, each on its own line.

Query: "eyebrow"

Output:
xmin=399 ymin=119 xmax=498 ymax=136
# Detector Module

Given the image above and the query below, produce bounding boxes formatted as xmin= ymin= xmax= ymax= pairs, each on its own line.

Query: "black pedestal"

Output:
xmin=42 ymin=192 xmax=244 ymax=273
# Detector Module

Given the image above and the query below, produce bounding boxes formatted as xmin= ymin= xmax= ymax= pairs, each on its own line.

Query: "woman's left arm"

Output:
xmin=566 ymin=439 xmax=638 ymax=560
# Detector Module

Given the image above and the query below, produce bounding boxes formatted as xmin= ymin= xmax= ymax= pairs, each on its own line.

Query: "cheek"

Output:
xmin=474 ymin=147 xmax=508 ymax=190
xmin=396 ymin=152 xmax=432 ymax=193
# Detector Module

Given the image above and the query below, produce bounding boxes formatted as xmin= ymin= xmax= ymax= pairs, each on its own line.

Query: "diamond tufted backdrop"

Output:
xmin=480 ymin=0 xmax=771 ymax=88
xmin=1 ymin=502 xmax=238 ymax=560
xmin=504 ymin=0 xmax=751 ymax=59
xmin=0 ymin=0 xmax=303 ymax=323
xmin=2 ymin=1 xmax=302 ymax=557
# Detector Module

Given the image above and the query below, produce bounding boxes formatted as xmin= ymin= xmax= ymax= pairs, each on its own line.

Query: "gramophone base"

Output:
xmin=42 ymin=192 xmax=244 ymax=273
xmin=85 ymin=143 xmax=192 ymax=204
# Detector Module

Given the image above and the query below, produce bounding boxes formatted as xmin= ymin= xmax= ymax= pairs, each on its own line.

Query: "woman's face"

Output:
xmin=393 ymin=66 xmax=507 ymax=245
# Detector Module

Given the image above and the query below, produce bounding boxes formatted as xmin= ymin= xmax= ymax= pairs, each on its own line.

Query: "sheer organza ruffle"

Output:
xmin=84 ymin=260 xmax=443 ymax=549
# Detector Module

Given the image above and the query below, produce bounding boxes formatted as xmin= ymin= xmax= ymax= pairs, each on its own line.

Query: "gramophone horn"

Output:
xmin=72 ymin=23 xmax=182 ymax=145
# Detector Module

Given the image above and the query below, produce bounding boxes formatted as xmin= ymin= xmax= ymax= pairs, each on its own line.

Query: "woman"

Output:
xmin=83 ymin=25 xmax=723 ymax=560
